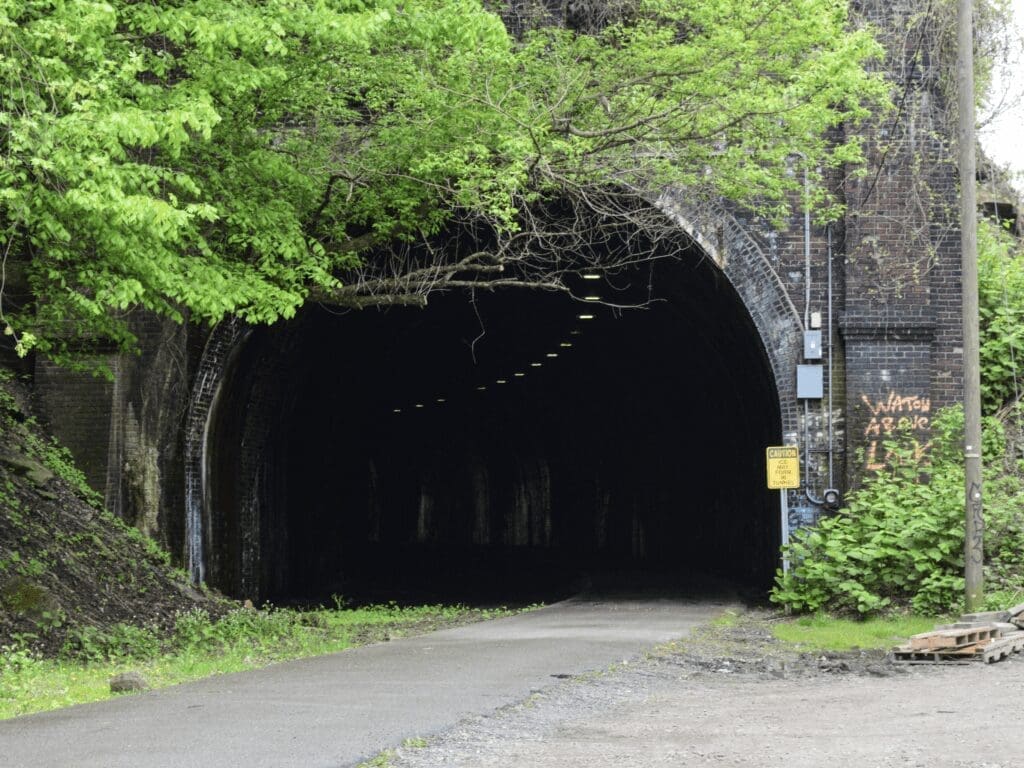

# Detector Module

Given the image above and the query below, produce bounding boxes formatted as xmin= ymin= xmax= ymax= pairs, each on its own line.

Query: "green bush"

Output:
xmin=979 ymin=219 xmax=1024 ymax=415
xmin=0 ymin=644 xmax=43 ymax=703
xmin=771 ymin=407 xmax=1024 ymax=615
xmin=171 ymin=607 xmax=307 ymax=655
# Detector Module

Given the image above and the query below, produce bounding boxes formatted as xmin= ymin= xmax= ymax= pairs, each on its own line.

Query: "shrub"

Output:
xmin=979 ymin=219 xmax=1024 ymax=415
xmin=771 ymin=406 xmax=1024 ymax=615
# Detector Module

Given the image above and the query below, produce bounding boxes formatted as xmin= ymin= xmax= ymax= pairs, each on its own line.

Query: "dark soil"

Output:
xmin=653 ymin=608 xmax=910 ymax=679
xmin=0 ymin=373 xmax=226 ymax=656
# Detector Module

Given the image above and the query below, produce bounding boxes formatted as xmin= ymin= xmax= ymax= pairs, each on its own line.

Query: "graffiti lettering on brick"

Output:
xmin=861 ymin=392 xmax=931 ymax=470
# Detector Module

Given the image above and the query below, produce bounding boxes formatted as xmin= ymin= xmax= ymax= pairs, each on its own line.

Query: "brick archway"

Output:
xmin=184 ymin=205 xmax=803 ymax=596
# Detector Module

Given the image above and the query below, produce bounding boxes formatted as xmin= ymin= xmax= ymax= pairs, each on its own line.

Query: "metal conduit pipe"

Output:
xmin=803 ymin=160 xmax=812 ymax=331
xmin=827 ymin=224 xmax=835 ymax=490
xmin=802 ymin=218 xmax=840 ymax=511
xmin=796 ymin=153 xmax=826 ymax=507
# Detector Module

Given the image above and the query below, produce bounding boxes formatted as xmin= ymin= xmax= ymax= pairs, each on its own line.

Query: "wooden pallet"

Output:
xmin=892 ymin=644 xmax=982 ymax=663
xmin=982 ymin=633 xmax=1024 ymax=663
xmin=909 ymin=627 xmax=1000 ymax=651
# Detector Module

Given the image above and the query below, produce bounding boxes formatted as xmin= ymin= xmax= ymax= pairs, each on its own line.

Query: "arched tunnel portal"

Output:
xmin=199 ymin=244 xmax=790 ymax=604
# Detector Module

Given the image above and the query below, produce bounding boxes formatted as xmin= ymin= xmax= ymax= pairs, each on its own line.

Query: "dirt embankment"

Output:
xmin=0 ymin=372 xmax=225 ymax=655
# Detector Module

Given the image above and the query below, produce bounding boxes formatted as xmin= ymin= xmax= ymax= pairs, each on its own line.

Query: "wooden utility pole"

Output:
xmin=957 ymin=0 xmax=984 ymax=610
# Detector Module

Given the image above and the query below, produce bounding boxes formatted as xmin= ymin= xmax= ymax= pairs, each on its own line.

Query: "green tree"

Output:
xmin=978 ymin=217 xmax=1024 ymax=415
xmin=0 ymin=0 xmax=887 ymax=365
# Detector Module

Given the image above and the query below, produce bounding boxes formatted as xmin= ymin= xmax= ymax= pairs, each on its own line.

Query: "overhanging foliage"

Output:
xmin=0 ymin=0 xmax=887 ymax=364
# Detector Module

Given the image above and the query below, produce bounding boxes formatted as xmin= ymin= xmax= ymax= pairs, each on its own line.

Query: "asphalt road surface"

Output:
xmin=0 ymin=595 xmax=726 ymax=768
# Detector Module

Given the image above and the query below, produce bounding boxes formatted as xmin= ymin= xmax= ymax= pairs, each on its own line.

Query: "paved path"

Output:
xmin=0 ymin=595 xmax=726 ymax=768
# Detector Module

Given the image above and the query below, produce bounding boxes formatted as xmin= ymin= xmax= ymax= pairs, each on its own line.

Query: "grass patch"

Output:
xmin=0 ymin=602 xmax=517 ymax=720
xmin=710 ymin=609 xmax=741 ymax=628
xmin=772 ymin=613 xmax=938 ymax=652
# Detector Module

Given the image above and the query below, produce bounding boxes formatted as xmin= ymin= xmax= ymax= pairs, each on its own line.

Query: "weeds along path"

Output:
xmin=0 ymin=595 xmax=727 ymax=768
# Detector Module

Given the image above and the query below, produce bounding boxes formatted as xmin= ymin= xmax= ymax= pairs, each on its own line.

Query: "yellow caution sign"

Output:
xmin=766 ymin=446 xmax=800 ymax=489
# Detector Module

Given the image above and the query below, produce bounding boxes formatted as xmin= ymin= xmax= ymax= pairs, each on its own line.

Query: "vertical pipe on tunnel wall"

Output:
xmin=827 ymin=225 xmax=835 ymax=490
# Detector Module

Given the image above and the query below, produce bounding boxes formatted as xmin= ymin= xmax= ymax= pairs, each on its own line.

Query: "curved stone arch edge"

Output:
xmin=183 ymin=199 xmax=803 ymax=586
xmin=656 ymin=191 xmax=803 ymax=443
xmin=184 ymin=318 xmax=249 ymax=584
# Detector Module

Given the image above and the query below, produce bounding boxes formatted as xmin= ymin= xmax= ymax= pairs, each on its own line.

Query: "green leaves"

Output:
xmin=978 ymin=218 xmax=1024 ymax=414
xmin=510 ymin=0 xmax=886 ymax=219
xmin=1 ymin=0 xmax=888 ymax=364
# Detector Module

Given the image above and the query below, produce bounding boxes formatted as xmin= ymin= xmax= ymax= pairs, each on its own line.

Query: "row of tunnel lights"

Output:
xmin=391 ymin=273 xmax=604 ymax=414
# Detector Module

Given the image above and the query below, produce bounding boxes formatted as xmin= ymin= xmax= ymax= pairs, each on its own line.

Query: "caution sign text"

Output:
xmin=766 ymin=446 xmax=800 ymax=489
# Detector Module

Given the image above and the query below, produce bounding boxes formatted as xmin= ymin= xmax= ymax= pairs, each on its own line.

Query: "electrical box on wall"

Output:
xmin=803 ymin=330 xmax=822 ymax=360
xmin=797 ymin=364 xmax=823 ymax=399
xmin=789 ymin=506 xmax=818 ymax=527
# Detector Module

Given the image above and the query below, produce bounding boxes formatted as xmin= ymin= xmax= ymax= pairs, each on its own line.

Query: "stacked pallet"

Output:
xmin=892 ymin=605 xmax=1024 ymax=664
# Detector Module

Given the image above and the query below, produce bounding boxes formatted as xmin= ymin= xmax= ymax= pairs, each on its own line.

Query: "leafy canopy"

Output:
xmin=0 ymin=0 xmax=887 ymax=364
xmin=978 ymin=217 xmax=1024 ymax=415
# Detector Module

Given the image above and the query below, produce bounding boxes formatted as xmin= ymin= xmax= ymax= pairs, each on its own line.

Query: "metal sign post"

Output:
xmin=779 ymin=491 xmax=790 ymax=575
xmin=767 ymin=446 xmax=800 ymax=575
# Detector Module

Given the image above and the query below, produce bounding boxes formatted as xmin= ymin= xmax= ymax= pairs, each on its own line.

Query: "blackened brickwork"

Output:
xmin=104 ymin=312 xmax=190 ymax=548
xmin=34 ymin=359 xmax=115 ymax=493
xmin=657 ymin=194 xmax=803 ymax=444
xmin=841 ymin=0 xmax=963 ymax=488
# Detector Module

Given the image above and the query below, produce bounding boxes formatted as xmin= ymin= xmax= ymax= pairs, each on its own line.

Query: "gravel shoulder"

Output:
xmin=386 ymin=610 xmax=1024 ymax=768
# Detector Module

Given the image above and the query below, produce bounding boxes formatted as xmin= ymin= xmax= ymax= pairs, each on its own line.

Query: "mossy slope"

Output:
xmin=0 ymin=371 xmax=224 ymax=654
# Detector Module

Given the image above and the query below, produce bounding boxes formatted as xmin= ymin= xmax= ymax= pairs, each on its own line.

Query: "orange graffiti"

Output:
xmin=861 ymin=391 xmax=931 ymax=471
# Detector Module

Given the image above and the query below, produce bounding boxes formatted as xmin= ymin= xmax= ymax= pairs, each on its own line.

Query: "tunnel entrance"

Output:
xmin=205 ymin=253 xmax=783 ymax=604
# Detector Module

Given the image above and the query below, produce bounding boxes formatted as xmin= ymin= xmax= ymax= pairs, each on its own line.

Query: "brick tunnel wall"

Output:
xmin=841 ymin=0 xmax=963 ymax=487
xmin=34 ymin=312 xmax=193 ymax=553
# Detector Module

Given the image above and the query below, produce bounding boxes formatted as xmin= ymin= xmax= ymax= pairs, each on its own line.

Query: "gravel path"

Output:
xmin=387 ymin=612 xmax=1024 ymax=768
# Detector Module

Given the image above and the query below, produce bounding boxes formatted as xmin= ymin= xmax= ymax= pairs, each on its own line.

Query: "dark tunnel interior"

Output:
xmin=207 ymin=253 xmax=783 ymax=605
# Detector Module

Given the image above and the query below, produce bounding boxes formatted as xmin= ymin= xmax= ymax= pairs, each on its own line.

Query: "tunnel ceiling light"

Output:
xmin=546 ymin=352 xmax=558 ymax=358
xmin=415 ymin=403 xmax=424 ymax=408
xmin=393 ymin=408 xmax=402 ymax=413
xmin=436 ymin=398 xmax=446 ymax=403
xmin=476 ymin=385 xmax=487 ymax=391
xmin=583 ymin=296 xmax=601 ymax=301
xmin=577 ymin=314 xmax=595 ymax=320
xmin=514 ymin=372 xmax=525 ymax=377
xmin=530 ymin=362 xmax=542 ymax=367
xmin=496 ymin=379 xmax=507 ymax=384
xmin=582 ymin=273 xmax=601 ymax=280
xmin=570 ymin=330 xmax=581 ymax=336
xmin=559 ymin=342 xmax=573 ymax=348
